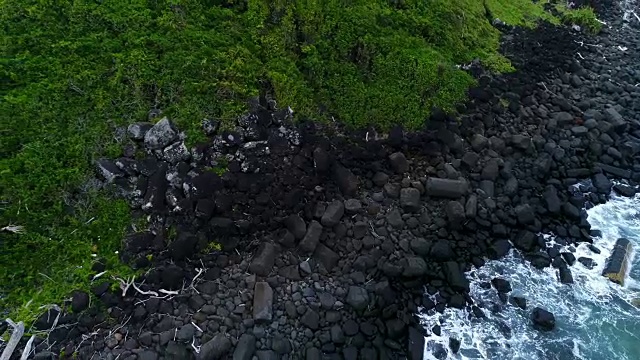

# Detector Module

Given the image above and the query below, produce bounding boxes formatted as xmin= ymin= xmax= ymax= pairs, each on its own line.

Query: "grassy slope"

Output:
xmin=0 ymin=0 xmax=596 ymax=323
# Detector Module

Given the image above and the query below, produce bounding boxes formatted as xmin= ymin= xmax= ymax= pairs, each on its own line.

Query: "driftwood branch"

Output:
xmin=0 ymin=319 xmax=24 ymax=360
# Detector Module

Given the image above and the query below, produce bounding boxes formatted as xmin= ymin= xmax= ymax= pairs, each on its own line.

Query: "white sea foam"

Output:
xmin=420 ymin=193 xmax=640 ymax=360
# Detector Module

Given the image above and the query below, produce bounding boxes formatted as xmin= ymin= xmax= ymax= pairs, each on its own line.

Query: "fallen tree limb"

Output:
xmin=1 ymin=319 xmax=24 ymax=360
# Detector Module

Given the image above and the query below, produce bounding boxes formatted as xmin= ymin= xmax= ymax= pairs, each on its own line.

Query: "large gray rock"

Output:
xmin=401 ymin=257 xmax=427 ymax=277
xmin=445 ymin=201 xmax=466 ymax=229
xmin=425 ymin=178 xmax=468 ymax=198
xmin=604 ymin=108 xmax=627 ymax=132
xmin=163 ymin=141 xmax=190 ymax=164
xmin=334 ymin=164 xmax=358 ymax=195
xmin=313 ymin=243 xmax=339 ymax=270
xmin=299 ymin=221 xmax=323 ymax=253
xmin=233 ymin=334 xmax=256 ymax=360
xmin=389 ymin=152 xmax=409 ymax=173
xmin=253 ymin=282 xmax=273 ymax=322
xmin=400 ymin=188 xmax=421 ymax=212
xmin=346 ymin=286 xmax=369 ymax=312
xmin=470 ymin=134 xmax=489 ymax=152
xmin=321 ymin=200 xmax=345 ymax=227
xmin=144 ymin=117 xmax=178 ymax=150
xmin=285 ymin=214 xmax=306 ymax=240
xmin=515 ymin=204 xmax=535 ymax=225
xmin=531 ymin=307 xmax=555 ymax=331
xmin=199 ymin=334 xmax=232 ymax=359
xmin=127 ymin=122 xmax=153 ymax=140
xmin=543 ymin=186 xmax=561 ymax=214
xmin=249 ymin=243 xmax=276 ymax=276
xmin=592 ymin=173 xmax=612 ymax=194
xmin=443 ymin=261 xmax=469 ymax=292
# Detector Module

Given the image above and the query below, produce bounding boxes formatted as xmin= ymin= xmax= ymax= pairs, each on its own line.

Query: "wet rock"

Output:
xmin=558 ymin=267 xmax=574 ymax=284
xmin=510 ymin=296 xmax=527 ymax=310
xmin=488 ymin=239 xmax=511 ymax=259
xmin=543 ymin=186 xmax=561 ymax=214
xmin=578 ymin=257 xmax=596 ymax=269
xmin=531 ymin=307 xmax=555 ymax=331
xmin=408 ymin=327 xmax=426 ymax=360
xmin=144 ymin=117 xmax=178 ymax=150
xmin=592 ymin=173 xmax=612 ymax=194
xmin=253 ymin=282 xmax=273 ymax=322
xmin=491 ymin=278 xmax=512 ymax=293
xmin=249 ymin=243 xmax=276 ymax=276
xmin=443 ymin=261 xmax=469 ymax=292
xmin=389 ymin=152 xmax=409 ymax=173
xmin=199 ymin=333 xmax=232 ymax=359
xmin=513 ymin=230 xmax=537 ymax=252
xmin=400 ymin=188 xmax=421 ymax=212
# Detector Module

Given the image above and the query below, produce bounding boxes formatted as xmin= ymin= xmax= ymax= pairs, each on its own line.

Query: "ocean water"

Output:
xmin=419 ymin=192 xmax=640 ymax=360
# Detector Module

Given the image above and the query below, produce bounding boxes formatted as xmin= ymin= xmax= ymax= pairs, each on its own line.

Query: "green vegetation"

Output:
xmin=556 ymin=3 xmax=603 ymax=34
xmin=1 ymin=0 xmax=596 ymax=323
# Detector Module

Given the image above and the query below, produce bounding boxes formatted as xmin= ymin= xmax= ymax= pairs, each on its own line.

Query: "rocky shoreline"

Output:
xmin=4 ymin=2 xmax=640 ymax=360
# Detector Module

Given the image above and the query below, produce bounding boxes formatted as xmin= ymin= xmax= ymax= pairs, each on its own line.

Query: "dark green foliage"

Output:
xmin=1 ymin=0 xmax=558 ymax=321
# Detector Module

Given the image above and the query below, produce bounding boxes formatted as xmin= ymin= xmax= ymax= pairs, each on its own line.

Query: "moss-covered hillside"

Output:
xmin=0 ymin=0 xmax=598 ymax=322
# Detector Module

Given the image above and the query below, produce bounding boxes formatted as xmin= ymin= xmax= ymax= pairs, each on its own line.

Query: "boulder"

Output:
xmin=543 ymin=186 xmax=561 ymax=214
xmin=401 ymin=257 xmax=428 ymax=277
xmin=592 ymin=173 xmax=612 ymax=194
xmin=443 ymin=261 xmax=469 ymax=292
xmin=445 ymin=201 xmax=466 ymax=229
xmin=127 ymin=122 xmax=153 ymax=140
xmin=531 ymin=307 xmax=555 ymax=331
xmin=233 ymin=334 xmax=257 ymax=360
xmin=144 ymin=117 xmax=178 ymax=150
xmin=163 ymin=142 xmax=190 ymax=164
xmin=249 ymin=243 xmax=277 ymax=276
xmin=510 ymin=296 xmax=527 ymax=310
xmin=425 ymin=178 xmax=468 ymax=198
xmin=346 ymin=286 xmax=369 ymax=312
xmin=558 ymin=267 xmax=574 ymax=284
xmin=515 ymin=204 xmax=535 ymax=225
xmin=470 ymin=134 xmax=489 ymax=152
xmin=313 ymin=147 xmax=331 ymax=172
xmin=253 ymin=282 xmax=274 ymax=322
xmin=285 ymin=214 xmax=307 ymax=240
xmin=313 ymin=244 xmax=339 ymax=270
xmin=334 ymin=164 xmax=358 ymax=195
xmin=71 ymin=290 xmax=90 ymax=313
xmin=299 ymin=221 xmax=323 ymax=253
xmin=491 ymin=278 xmax=512 ymax=293
xmin=400 ymin=188 xmax=421 ymax=212
xmin=321 ymin=200 xmax=345 ymax=227
xmin=513 ymin=230 xmax=537 ymax=252
xmin=389 ymin=152 xmax=409 ymax=173
xmin=199 ymin=334 xmax=232 ymax=360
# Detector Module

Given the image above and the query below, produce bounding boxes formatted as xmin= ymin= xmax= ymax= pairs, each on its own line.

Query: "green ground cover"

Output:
xmin=0 ymin=0 xmax=599 ymax=324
